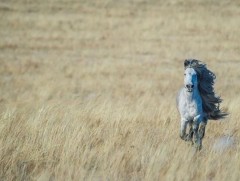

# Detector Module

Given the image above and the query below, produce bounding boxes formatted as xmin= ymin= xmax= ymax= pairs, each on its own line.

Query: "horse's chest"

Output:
xmin=182 ymin=100 xmax=200 ymax=118
xmin=186 ymin=102 xmax=197 ymax=115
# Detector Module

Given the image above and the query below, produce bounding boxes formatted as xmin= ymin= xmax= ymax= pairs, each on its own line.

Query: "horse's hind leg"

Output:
xmin=193 ymin=116 xmax=201 ymax=150
xmin=199 ymin=122 xmax=206 ymax=139
xmin=198 ymin=119 xmax=207 ymax=144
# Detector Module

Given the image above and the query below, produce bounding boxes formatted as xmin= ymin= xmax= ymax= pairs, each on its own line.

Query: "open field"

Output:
xmin=1 ymin=0 xmax=240 ymax=180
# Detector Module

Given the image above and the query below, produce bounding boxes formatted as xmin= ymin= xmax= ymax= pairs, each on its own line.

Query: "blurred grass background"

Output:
xmin=0 ymin=0 xmax=240 ymax=180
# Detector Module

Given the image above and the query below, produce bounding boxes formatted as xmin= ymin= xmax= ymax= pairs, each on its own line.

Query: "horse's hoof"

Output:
xmin=185 ymin=134 xmax=192 ymax=141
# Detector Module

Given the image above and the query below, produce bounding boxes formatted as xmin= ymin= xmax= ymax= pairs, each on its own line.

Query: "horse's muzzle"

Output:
xmin=186 ymin=84 xmax=194 ymax=92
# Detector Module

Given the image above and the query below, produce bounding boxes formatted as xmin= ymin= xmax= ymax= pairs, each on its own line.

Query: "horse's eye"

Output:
xmin=184 ymin=73 xmax=186 ymax=76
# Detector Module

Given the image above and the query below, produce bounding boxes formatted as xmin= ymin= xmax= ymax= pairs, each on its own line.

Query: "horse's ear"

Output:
xmin=184 ymin=59 xmax=190 ymax=68
xmin=191 ymin=59 xmax=199 ymax=66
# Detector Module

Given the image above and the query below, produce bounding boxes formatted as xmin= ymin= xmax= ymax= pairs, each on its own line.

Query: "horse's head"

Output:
xmin=183 ymin=59 xmax=199 ymax=92
xmin=184 ymin=66 xmax=198 ymax=93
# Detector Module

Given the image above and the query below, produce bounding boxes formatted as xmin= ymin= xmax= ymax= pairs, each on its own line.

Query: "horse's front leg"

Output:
xmin=193 ymin=115 xmax=201 ymax=150
xmin=186 ymin=121 xmax=194 ymax=143
xmin=180 ymin=118 xmax=188 ymax=141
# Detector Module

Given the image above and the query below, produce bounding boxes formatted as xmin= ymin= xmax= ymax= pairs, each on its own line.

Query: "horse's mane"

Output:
xmin=184 ymin=59 xmax=228 ymax=120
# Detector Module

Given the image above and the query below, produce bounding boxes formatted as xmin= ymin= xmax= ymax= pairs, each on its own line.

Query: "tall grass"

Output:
xmin=1 ymin=0 xmax=240 ymax=180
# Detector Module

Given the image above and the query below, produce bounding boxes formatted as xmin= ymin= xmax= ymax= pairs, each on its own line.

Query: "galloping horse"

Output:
xmin=176 ymin=59 xmax=227 ymax=150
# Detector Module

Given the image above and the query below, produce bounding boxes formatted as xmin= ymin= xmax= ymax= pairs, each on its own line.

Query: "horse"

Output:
xmin=176 ymin=59 xmax=228 ymax=150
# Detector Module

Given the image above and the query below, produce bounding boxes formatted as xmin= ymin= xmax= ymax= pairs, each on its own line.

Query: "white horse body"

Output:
xmin=177 ymin=59 xmax=227 ymax=150
xmin=177 ymin=67 xmax=205 ymax=148
xmin=177 ymin=87 xmax=203 ymax=125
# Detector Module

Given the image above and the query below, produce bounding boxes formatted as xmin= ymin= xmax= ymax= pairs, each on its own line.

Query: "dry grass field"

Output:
xmin=1 ymin=0 xmax=240 ymax=180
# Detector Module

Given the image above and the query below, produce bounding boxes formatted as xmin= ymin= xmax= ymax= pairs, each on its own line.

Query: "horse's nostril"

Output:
xmin=186 ymin=84 xmax=194 ymax=89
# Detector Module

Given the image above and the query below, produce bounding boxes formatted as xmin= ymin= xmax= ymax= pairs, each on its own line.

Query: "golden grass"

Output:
xmin=1 ymin=0 xmax=240 ymax=180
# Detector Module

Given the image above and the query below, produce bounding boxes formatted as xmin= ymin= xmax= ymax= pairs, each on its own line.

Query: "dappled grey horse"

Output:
xmin=176 ymin=59 xmax=227 ymax=150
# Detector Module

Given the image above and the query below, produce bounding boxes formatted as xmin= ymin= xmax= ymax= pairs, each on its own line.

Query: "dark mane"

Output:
xmin=184 ymin=59 xmax=228 ymax=120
